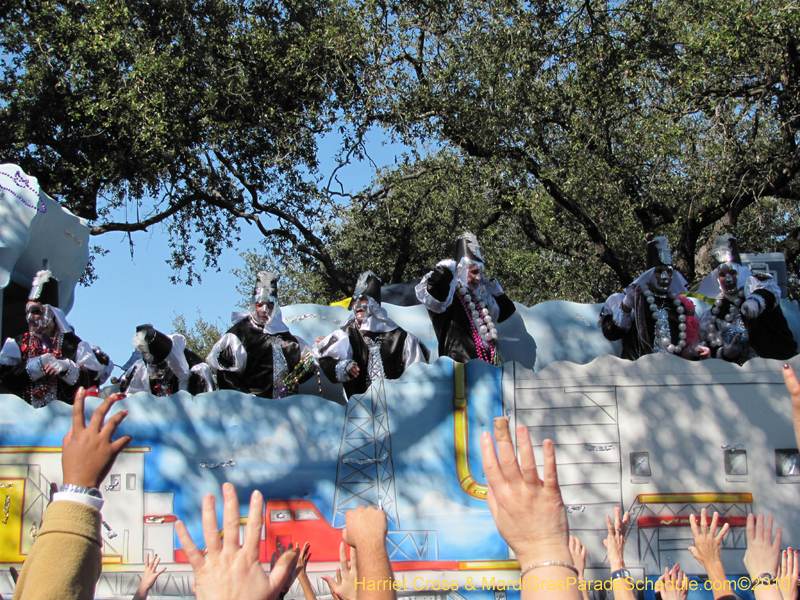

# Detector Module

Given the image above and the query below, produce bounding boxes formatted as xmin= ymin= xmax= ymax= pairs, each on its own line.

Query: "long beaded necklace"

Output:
xmin=456 ymin=283 xmax=500 ymax=365
xmin=21 ymin=331 xmax=64 ymax=406
xmin=642 ymin=289 xmax=687 ymax=354
xmin=706 ymin=289 xmax=746 ymax=348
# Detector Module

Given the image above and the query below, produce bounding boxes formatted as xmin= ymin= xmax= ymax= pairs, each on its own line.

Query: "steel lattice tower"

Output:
xmin=332 ymin=380 xmax=400 ymax=529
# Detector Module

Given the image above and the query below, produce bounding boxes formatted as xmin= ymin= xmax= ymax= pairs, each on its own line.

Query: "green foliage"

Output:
xmin=1 ymin=0 xmax=364 ymax=285
xmin=4 ymin=0 xmax=800 ymax=302
xmin=171 ymin=311 xmax=225 ymax=358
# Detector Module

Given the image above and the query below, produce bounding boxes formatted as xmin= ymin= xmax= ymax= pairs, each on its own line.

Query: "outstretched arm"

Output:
xmin=341 ymin=507 xmax=395 ymax=600
xmin=176 ymin=483 xmax=298 ymax=600
xmin=688 ymin=509 xmax=730 ymax=600
xmin=783 ymin=365 xmax=800 ymax=451
xmin=132 ymin=554 xmax=167 ymax=600
xmin=744 ymin=514 xmax=783 ymax=600
xmin=480 ymin=418 xmax=579 ymax=600
xmin=13 ymin=388 xmax=131 ymax=600
xmin=604 ymin=507 xmax=635 ymax=600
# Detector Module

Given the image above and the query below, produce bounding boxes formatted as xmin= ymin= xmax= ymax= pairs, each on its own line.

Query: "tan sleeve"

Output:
xmin=13 ymin=501 xmax=103 ymax=600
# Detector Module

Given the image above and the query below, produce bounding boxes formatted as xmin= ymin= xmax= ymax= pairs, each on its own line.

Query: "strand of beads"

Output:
xmin=643 ymin=289 xmax=686 ymax=354
xmin=706 ymin=289 xmax=745 ymax=348
xmin=456 ymin=285 xmax=496 ymax=363
xmin=457 ymin=284 xmax=498 ymax=342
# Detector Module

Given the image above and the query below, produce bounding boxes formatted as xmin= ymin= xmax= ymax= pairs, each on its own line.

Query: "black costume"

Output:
xmin=207 ymin=271 xmax=312 ymax=399
xmin=315 ymin=271 xmax=429 ymax=398
xmin=697 ymin=236 xmax=796 ymax=363
xmin=119 ymin=325 xmax=214 ymax=396
xmin=210 ymin=320 xmax=308 ymax=398
xmin=0 ymin=269 xmax=108 ymax=407
xmin=600 ymin=237 xmax=702 ymax=360
xmin=600 ymin=289 xmax=700 ymax=361
xmin=416 ymin=233 xmax=515 ymax=364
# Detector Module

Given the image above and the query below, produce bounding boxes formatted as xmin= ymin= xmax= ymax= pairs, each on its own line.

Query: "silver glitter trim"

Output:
xmin=365 ymin=337 xmax=386 ymax=383
xmin=284 ymin=313 xmax=341 ymax=325
xmin=102 ymin=520 xmax=118 ymax=539
xmin=721 ymin=444 xmax=745 ymax=450
xmin=271 ymin=338 xmax=288 ymax=399
xmin=343 ymin=453 xmax=389 ymax=465
xmin=566 ymin=506 xmax=586 ymax=513
xmin=199 ymin=460 xmax=236 ymax=469
xmin=585 ymin=444 xmax=615 ymax=452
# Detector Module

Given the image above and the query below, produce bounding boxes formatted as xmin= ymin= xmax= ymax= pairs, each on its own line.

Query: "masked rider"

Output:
xmin=207 ymin=271 xmax=312 ymax=399
xmin=698 ymin=235 xmax=797 ymax=363
xmin=0 ymin=269 xmax=109 ymax=407
xmin=315 ymin=271 xmax=429 ymax=399
xmin=415 ymin=232 xmax=516 ymax=365
xmin=119 ymin=324 xmax=215 ymax=396
xmin=600 ymin=236 xmax=704 ymax=360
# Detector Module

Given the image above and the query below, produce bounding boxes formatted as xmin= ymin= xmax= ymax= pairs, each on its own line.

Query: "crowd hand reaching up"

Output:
xmin=603 ymin=507 xmax=629 ymax=571
xmin=290 ymin=542 xmax=318 ymax=600
xmin=604 ymin=508 xmax=634 ymax=600
xmin=569 ymin=536 xmax=586 ymax=580
xmin=655 ymin=564 xmax=689 ymax=600
xmin=63 ymin=388 xmax=131 ymax=488
xmin=176 ymin=483 xmax=298 ymax=600
xmin=133 ymin=554 xmax=167 ymax=600
xmin=340 ymin=505 xmax=394 ymax=600
xmin=322 ymin=542 xmax=358 ymax=600
xmin=782 ymin=365 xmax=800 ymax=450
xmin=688 ymin=509 xmax=730 ymax=600
xmin=744 ymin=514 xmax=783 ymax=600
xmin=779 ymin=548 xmax=799 ymax=600
xmin=569 ymin=536 xmax=590 ymax=600
xmin=480 ymin=418 xmax=577 ymax=600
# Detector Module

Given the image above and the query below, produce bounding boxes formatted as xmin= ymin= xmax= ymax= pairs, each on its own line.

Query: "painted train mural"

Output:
xmin=2 ymin=164 xmax=800 ymax=599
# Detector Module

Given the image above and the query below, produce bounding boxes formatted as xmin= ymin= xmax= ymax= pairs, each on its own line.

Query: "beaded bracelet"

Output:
xmin=520 ymin=561 xmax=579 ymax=578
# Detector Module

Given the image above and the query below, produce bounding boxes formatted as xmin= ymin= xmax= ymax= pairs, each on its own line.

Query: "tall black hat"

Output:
xmin=454 ymin=232 xmax=484 ymax=264
xmin=711 ymin=235 xmax=741 ymax=266
xmin=253 ymin=271 xmax=279 ymax=304
xmin=28 ymin=269 xmax=59 ymax=307
xmin=646 ymin=236 xmax=673 ymax=269
xmin=350 ymin=271 xmax=382 ymax=308
xmin=133 ymin=324 xmax=173 ymax=365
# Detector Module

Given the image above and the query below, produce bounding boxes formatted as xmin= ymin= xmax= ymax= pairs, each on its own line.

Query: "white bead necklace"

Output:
xmin=706 ymin=289 xmax=745 ymax=348
xmin=643 ymin=289 xmax=687 ymax=353
xmin=456 ymin=283 xmax=498 ymax=344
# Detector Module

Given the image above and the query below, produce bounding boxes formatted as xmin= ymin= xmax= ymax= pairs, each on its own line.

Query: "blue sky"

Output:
xmin=67 ymin=129 xmax=412 ymax=369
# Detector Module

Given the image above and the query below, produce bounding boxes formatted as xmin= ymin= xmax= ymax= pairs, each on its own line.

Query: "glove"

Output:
xmin=740 ymin=298 xmax=762 ymax=318
xmin=50 ymin=358 xmax=72 ymax=374
xmin=722 ymin=333 xmax=742 ymax=360
xmin=485 ymin=278 xmax=504 ymax=296
xmin=187 ymin=371 xmax=209 ymax=395
xmin=623 ymin=285 xmax=637 ymax=310
xmin=217 ymin=346 xmax=235 ymax=370
xmin=429 ymin=264 xmax=455 ymax=286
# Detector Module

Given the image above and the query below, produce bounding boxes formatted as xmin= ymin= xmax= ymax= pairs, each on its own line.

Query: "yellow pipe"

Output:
xmin=453 ymin=362 xmax=488 ymax=500
xmin=637 ymin=492 xmax=753 ymax=504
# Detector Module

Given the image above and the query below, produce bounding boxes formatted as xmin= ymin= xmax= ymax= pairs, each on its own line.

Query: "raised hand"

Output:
xmin=62 ymin=388 xmax=131 ymax=488
xmin=176 ymin=483 xmax=298 ymax=600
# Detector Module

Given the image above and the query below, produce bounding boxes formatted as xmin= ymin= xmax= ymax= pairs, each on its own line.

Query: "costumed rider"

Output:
xmin=119 ymin=325 xmax=215 ymax=396
xmin=315 ymin=271 xmax=429 ymax=399
xmin=600 ymin=236 xmax=704 ymax=360
xmin=206 ymin=271 xmax=314 ymax=399
xmin=698 ymin=235 xmax=797 ymax=363
xmin=415 ymin=232 xmax=515 ymax=365
xmin=0 ymin=269 xmax=110 ymax=407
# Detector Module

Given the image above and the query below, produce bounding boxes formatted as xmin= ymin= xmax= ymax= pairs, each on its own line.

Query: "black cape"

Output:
xmin=216 ymin=319 xmax=307 ymax=399
xmin=423 ymin=266 xmax=516 ymax=362
xmin=0 ymin=331 xmax=96 ymax=405
xmin=318 ymin=322 xmax=426 ymax=398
